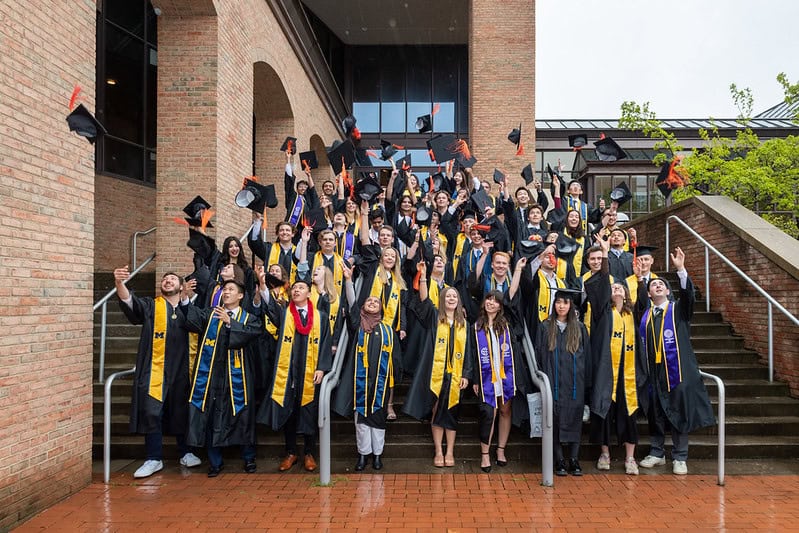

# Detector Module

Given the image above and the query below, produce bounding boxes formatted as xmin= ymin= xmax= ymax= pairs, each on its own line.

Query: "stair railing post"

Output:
xmin=704 ymin=246 xmax=710 ymax=313
xmin=99 ymin=302 xmax=108 ymax=384
xmin=104 ymin=367 xmax=135 ymax=483
xmin=665 ymin=218 xmax=671 ymax=272
xmin=768 ymin=302 xmax=773 ymax=382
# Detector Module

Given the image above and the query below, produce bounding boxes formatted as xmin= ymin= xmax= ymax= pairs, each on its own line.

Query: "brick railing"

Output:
xmin=629 ymin=196 xmax=799 ymax=397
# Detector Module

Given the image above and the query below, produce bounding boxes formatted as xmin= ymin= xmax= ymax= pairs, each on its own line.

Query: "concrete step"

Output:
xmin=691 ymin=336 xmax=746 ymax=350
xmin=694 ymin=349 xmax=759 ymax=365
xmin=690 ymin=323 xmax=733 ymax=336
xmin=702 ymin=378 xmax=790 ymax=398
xmin=691 ymin=311 xmax=724 ymax=324
xmin=699 ymin=364 xmax=769 ymax=381
xmin=93 ymin=337 xmax=141 ymax=352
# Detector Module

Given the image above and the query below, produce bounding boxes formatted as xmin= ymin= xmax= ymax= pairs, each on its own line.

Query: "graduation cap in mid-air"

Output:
xmin=396 ymin=153 xmax=412 ymax=172
xmin=518 ymin=239 xmax=546 ymax=259
xmin=66 ymin=103 xmax=107 ymax=144
xmin=594 ymin=135 xmax=627 ymax=162
xmin=280 ymin=136 xmax=297 ymax=154
xmin=326 ymin=139 xmax=357 ymax=170
xmin=415 ymin=205 xmax=432 ymax=226
xmin=555 ymin=234 xmax=579 ymax=258
xmin=235 ymin=179 xmax=278 ymax=213
xmin=520 ymin=164 xmax=535 ymax=186
xmin=609 ymin=181 xmax=633 ymax=207
xmin=298 ymin=150 xmax=319 ymax=171
xmin=470 ymin=188 xmax=494 ymax=215
xmin=655 ymin=159 xmax=688 ymax=199
xmin=493 ymin=168 xmax=506 ymax=185
xmin=380 ymin=140 xmax=399 ymax=161
xmin=568 ymin=134 xmax=588 ymax=149
xmin=508 ymin=123 xmax=524 ymax=155
xmin=182 ymin=195 xmax=214 ymax=228
xmin=415 ymin=113 xmax=433 ymax=134
xmin=354 ymin=175 xmax=382 ymax=204
xmin=426 ymin=134 xmax=458 ymax=164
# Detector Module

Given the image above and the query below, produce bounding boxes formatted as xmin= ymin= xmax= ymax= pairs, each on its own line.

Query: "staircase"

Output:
xmin=92 ymin=272 xmax=799 ymax=464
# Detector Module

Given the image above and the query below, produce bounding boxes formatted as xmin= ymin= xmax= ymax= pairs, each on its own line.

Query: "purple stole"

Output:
xmin=337 ymin=231 xmax=355 ymax=262
xmin=640 ymin=304 xmax=683 ymax=391
xmin=475 ymin=325 xmax=516 ymax=408
xmin=287 ymin=195 xmax=305 ymax=227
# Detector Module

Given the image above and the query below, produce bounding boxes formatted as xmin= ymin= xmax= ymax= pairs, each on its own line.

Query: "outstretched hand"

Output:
xmin=671 ymin=246 xmax=685 ymax=271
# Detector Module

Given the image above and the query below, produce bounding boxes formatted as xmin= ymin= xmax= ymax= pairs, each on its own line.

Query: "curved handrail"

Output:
xmin=104 ymin=366 xmax=135 ymax=483
xmin=665 ymin=215 xmax=799 ymax=381
xmin=93 ymin=253 xmax=156 ymax=384
xmin=318 ymin=278 xmax=362 ymax=485
xmin=521 ymin=323 xmax=555 ymax=487
xmin=132 ymin=227 xmax=156 ymax=270
xmin=700 ymin=370 xmax=726 ymax=486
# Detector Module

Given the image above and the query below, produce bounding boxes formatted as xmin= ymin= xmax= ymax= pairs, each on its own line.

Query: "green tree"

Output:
xmin=618 ymin=74 xmax=799 ymax=237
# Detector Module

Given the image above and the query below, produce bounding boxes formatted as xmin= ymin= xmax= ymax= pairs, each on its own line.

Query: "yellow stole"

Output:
xmin=264 ymin=287 xmax=288 ymax=339
xmin=370 ymin=270 xmax=401 ymax=330
xmin=428 ymin=279 xmax=449 ymax=307
xmin=268 ymin=242 xmax=296 ymax=284
xmin=188 ymin=332 xmax=199 ymax=376
xmin=430 ymin=320 xmax=467 ymax=410
xmin=313 ymin=251 xmax=343 ymax=294
xmin=272 ymin=300 xmax=322 ymax=407
xmin=610 ymin=308 xmax=639 ymax=414
xmin=149 ymin=297 xmax=168 ymax=401
xmin=311 ymin=285 xmax=339 ymax=335
xmin=626 ymin=272 xmax=658 ymax=305
xmin=562 ymin=230 xmax=585 ymax=275
xmin=581 ymin=271 xmax=615 ymax=335
xmin=451 ymin=233 xmax=468 ymax=276
xmin=537 ymin=270 xmax=566 ymax=322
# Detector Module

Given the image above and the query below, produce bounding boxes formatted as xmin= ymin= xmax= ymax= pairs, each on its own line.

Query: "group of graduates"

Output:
xmin=116 ymin=147 xmax=715 ymax=479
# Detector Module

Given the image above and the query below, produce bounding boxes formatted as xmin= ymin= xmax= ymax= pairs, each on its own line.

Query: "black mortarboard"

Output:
xmin=302 ymin=208 xmax=328 ymax=233
xmin=415 ymin=114 xmax=432 ymax=134
xmin=66 ymin=104 xmax=107 ymax=144
xmin=473 ymin=219 xmax=503 ymax=243
xmin=508 ymin=123 xmax=522 ymax=148
xmin=655 ymin=160 xmax=687 ymax=199
xmin=555 ymin=234 xmax=579 ymax=258
xmin=396 ymin=153 xmax=412 ymax=172
xmin=634 ymin=245 xmax=657 ymax=257
xmin=326 ymin=139 xmax=356 ymax=170
xmin=342 ymin=115 xmax=357 ymax=137
xmin=380 ymin=140 xmax=398 ymax=161
xmin=430 ymin=172 xmax=446 ymax=193
xmin=520 ymin=163 xmax=535 ymax=185
xmin=552 ymin=287 xmax=583 ymax=305
xmin=609 ymin=181 xmax=632 ymax=207
xmin=594 ymin=136 xmax=627 ymax=162
xmin=455 ymin=151 xmax=477 ymax=169
xmin=415 ymin=205 xmax=432 ymax=226
xmin=518 ymin=239 xmax=545 ymax=259
xmin=182 ymin=195 xmax=213 ymax=227
xmin=354 ymin=175 xmax=382 ymax=203
xmin=546 ymin=163 xmax=566 ymax=198
xmin=470 ymin=188 xmax=493 ymax=214
xmin=462 ymin=208 xmax=477 ymax=220
xmin=235 ymin=179 xmax=277 ymax=213
xmin=280 ymin=136 xmax=297 ymax=154
xmin=354 ymin=147 xmax=372 ymax=167
xmin=426 ymin=134 xmax=458 ymax=163
xmin=263 ymin=272 xmax=286 ymax=290
xmin=298 ymin=150 xmax=319 ymax=170
xmin=493 ymin=168 xmax=506 ymax=185
xmin=568 ymin=134 xmax=588 ymax=149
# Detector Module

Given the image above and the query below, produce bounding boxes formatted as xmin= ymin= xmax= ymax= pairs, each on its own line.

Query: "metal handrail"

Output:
xmin=93 ymin=253 xmax=156 ymax=384
xmin=700 ymin=370 xmax=726 ymax=486
xmin=666 ymin=215 xmax=799 ymax=382
xmin=521 ymin=324 xmax=555 ymax=487
xmin=132 ymin=227 xmax=156 ymax=270
xmin=104 ymin=366 xmax=135 ymax=483
xmin=318 ymin=278 xmax=362 ymax=486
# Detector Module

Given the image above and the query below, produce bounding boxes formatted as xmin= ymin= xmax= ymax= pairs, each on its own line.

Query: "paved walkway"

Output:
xmin=16 ymin=469 xmax=799 ymax=531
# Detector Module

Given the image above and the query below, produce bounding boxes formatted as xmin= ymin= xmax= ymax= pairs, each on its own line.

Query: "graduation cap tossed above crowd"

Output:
xmin=326 ymin=139 xmax=357 ymax=171
xmin=470 ymin=188 xmax=494 ymax=215
xmin=415 ymin=205 xmax=432 ymax=226
xmin=452 ymin=138 xmax=477 ymax=168
xmin=568 ymin=134 xmax=588 ymax=150
xmin=180 ymin=195 xmax=214 ymax=228
xmin=609 ymin=181 xmax=632 ymax=207
xmin=380 ymin=140 xmax=400 ymax=161
xmin=428 ymin=172 xmax=446 ymax=194
xmin=555 ymin=234 xmax=579 ymax=258
xmin=235 ymin=178 xmax=278 ymax=213
xmin=415 ymin=103 xmax=441 ymax=134
xmin=342 ymin=115 xmax=360 ymax=143
xmin=546 ymin=163 xmax=566 ymax=198
xmin=518 ymin=239 xmax=546 ymax=259
xmin=493 ymin=168 xmax=506 ymax=185
xmin=354 ymin=175 xmax=382 ymax=204
xmin=66 ymin=86 xmax=107 ymax=144
xmin=507 ymin=123 xmax=524 ymax=156
xmin=594 ymin=134 xmax=627 ymax=162
xmin=395 ymin=153 xmax=412 ymax=173
xmin=520 ymin=163 xmax=535 ymax=186
xmin=655 ymin=158 xmax=688 ymax=199
xmin=426 ymin=134 xmax=458 ymax=164
xmin=298 ymin=150 xmax=319 ymax=172
xmin=280 ymin=136 xmax=297 ymax=154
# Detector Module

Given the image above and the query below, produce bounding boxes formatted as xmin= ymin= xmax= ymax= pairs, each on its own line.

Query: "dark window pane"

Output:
xmin=380 ymin=49 xmax=404 ymax=102
xmin=104 ymin=137 xmax=144 ymax=180
xmin=145 ymin=150 xmax=156 ymax=184
xmin=146 ymin=1 xmax=157 ymax=45
xmin=353 ymin=102 xmax=379 ymax=133
xmin=434 ymin=48 xmax=458 ymax=133
xmin=353 ymin=48 xmax=380 ymax=101
xmin=105 ymin=0 xmax=145 ymax=37
xmin=629 ymin=175 xmax=648 ymax=212
xmin=406 ymin=49 xmax=431 ymax=102
xmin=146 ymin=46 xmax=157 ymax=149
xmin=104 ymin=24 xmax=144 ymax=144
xmin=649 ymin=175 xmax=666 ymax=211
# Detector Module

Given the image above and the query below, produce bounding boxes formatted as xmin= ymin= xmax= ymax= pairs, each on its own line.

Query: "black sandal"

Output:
xmin=480 ymin=452 xmax=492 ymax=473
xmin=496 ymin=446 xmax=508 ymax=467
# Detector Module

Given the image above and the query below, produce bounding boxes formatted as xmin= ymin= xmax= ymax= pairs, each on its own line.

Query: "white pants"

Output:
xmin=355 ymin=419 xmax=386 ymax=455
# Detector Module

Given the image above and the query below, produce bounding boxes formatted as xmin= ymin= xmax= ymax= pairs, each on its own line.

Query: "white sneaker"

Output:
xmin=180 ymin=452 xmax=202 ymax=468
xmin=672 ymin=460 xmax=688 ymax=475
xmin=596 ymin=454 xmax=611 ymax=471
xmin=133 ymin=459 xmax=163 ymax=478
xmin=625 ymin=457 xmax=639 ymax=475
xmin=639 ymin=455 xmax=666 ymax=468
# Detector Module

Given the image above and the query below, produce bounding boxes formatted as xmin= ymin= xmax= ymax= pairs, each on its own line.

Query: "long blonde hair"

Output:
xmin=377 ymin=247 xmax=407 ymax=290
xmin=314 ymin=265 xmax=338 ymax=304
xmin=437 ymin=287 xmax=466 ymax=327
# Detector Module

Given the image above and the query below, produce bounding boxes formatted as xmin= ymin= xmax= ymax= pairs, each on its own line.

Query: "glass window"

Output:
xmin=381 ymin=102 xmax=405 ymax=133
xmin=104 ymin=138 xmax=144 ymax=181
xmin=407 ymin=102 xmax=430 ymax=133
xmin=104 ymin=24 xmax=144 ymax=144
xmin=629 ymin=175 xmax=649 ymax=213
xmin=105 ymin=0 xmax=144 ymax=37
xmin=353 ymin=102 xmax=379 ymax=133
xmin=649 ymin=175 xmax=667 ymax=211
xmin=593 ymin=175 xmax=612 ymax=206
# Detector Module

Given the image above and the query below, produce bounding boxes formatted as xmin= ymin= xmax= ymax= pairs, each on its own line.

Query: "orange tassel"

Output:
xmin=393 ymin=144 xmax=404 ymax=150
xmin=431 ymin=103 xmax=441 ymax=116
xmin=200 ymin=208 xmax=215 ymax=230
xmin=366 ymin=149 xmax=379 ymax=159
xmin=451 ymin=139 xmax=472 ymax=161
xmin=516 ymin=142 xmax=525 ymax=156
xmin=262 ymin=206 xmax=269 ymax=231
xmin=413 ymin=270 xmax=421 ymax=291
xmin=428 ymin=148 xmax=435 ymax=161
xmin=352 ymin=127 xmax=361 ymax=141
xmin=302 ymin=159 xmax=311 ymax=173
xmin=287 ymin=139 xmax=294 ymax=153
xmin=171 ymin=217 xmax=189 ymax=227
xmin=68 ymin=85 xmax=81 ymax=110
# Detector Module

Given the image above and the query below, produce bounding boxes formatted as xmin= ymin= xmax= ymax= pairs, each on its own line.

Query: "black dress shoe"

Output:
xmin=243 ymin=460 xmax=257 ymax=473
xmin=568 ymin=458 xmax=583 ymax=476
xmin=495 ymin=446 xmax=508 ymax=467
xmin=354 ymin=454 xmax=368 ymax=471
xmin=480 ymin=452 xmax=492 ymax=473
xmin=207 ymin=464 xmax=224 ymax=478
xmin=372 ymin=455 xmax=383 ymax=470
xmin=555 ymin=460 xmax=568 ymax=477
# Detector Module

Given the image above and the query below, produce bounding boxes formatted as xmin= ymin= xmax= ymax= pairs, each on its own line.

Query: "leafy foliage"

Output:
xmin=619 ymin=74 xmax=799 ymax=238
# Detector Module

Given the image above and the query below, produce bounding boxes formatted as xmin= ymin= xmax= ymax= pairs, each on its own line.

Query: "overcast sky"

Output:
xmin=535 ymin=0 xmax=799 ymax=119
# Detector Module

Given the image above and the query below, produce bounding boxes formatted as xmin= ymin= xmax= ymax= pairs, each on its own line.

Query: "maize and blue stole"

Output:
xmin=209 ymin=283 xmax=223 ymax=307
xmin=354 ymin=323 xmax=393 ymax=416
xmin=611 ymin=308 xmax=639 ymax=413
xmin=370 ymin=271 xmax=400 ymax=330
xmin=451 ymin=233 xmax=468 ymax=276
xmin=430 ymin=320 xmax=467 ymax=410
xmin=537 ymin=270 xmax=566 ymax=322
xmin=475 ymin=324 xmax=515 ymax=408
xmin=149 ymin=297 xmax=169 ymax=401
xmin=287 ymin=194 xmax=305 ymax=227
xmin=190 ymin=308 xmax=250 ymax=416
xmin=336 ymin=231 xmax=356 ymax=263
xmin=566 ymin=196 xmax=589 ymax=234
xmin=640 ymin=303 xmax=683 ymax=391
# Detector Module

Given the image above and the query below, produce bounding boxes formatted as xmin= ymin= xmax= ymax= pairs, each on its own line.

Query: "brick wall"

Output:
xmin=94 ymin=175 xmax=156 ymax=273
xmin=469 ymin=0 xmax=535 ymax=192
xmin=0 ymin=1 xmax=96 ymax=529
xmin=631 ymin=196 xmax=799 ymax=397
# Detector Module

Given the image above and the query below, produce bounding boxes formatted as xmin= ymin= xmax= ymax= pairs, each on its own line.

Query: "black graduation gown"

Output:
xmin=332 ymin=302 xmax=397 ymax=428
xmin=536 ymin=320 xmax=592 ymax=442
xmin=181 ymin=305 xmax=263 ymax=448
xmin=608 ymin=249 xmax=634 ymax=281
xmin=639 ymin=277 xmax=716 ymax=434
xmin=120 ymin=293 xmax=190 ymax=436
xmin=247 ymin=238 xmax=297 ymax=277
xmin=402 ymin=296 xmax=474 ymax=430
xmin=257 ymin=297 xmax=333 ymax=434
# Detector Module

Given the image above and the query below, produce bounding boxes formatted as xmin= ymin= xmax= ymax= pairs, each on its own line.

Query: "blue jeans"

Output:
xmin=207 ymin=445 xmax=256 ymax=468
xmin=144 ymin=432 xmax=188 ymax=461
